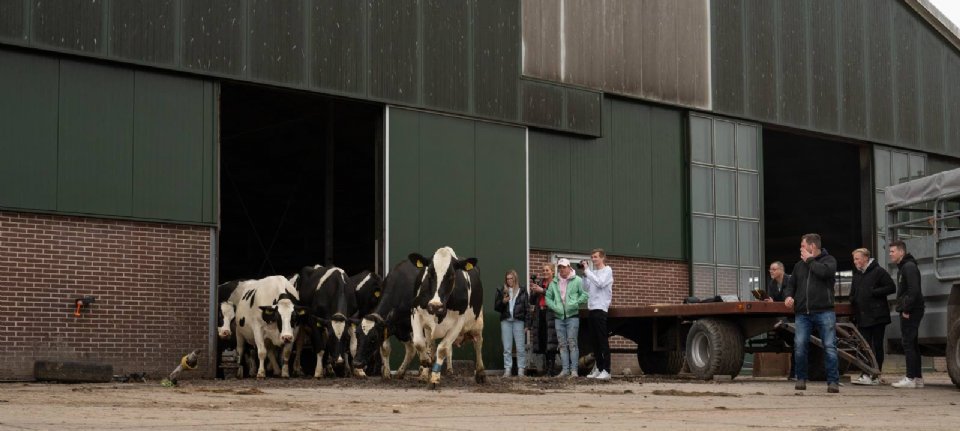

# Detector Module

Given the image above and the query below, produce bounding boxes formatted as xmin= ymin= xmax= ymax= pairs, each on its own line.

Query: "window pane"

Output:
xmin=716 ymin=218 xmax=737 ymax=265
xmin=736 ymin=124 xmax=758 ymax=171
xmin=717 ymin=267 xmax=738 ymax=297
xmin=874 ymin=147 xmax=890 ymax=189
xmin=715 ymin=120 xmax=736 ymax=167
xmin=690 ymin=116 xmax=712 ymax=164
xmin=692 ymin=166 xmax=714 ymax=214
xmin=876 ymin=191 xmax=886 ymax=231
xmin=892 ymin=151 xmax=909 ymax=185
xmin=738 ymin=172 xmax=760 ymax=219
xmin=692 ymin=216 xmax=715 ymax=264
xmin=739 ymin=221 xmax=760 ymax=267
xmin=693 ymin=265 xmax=716 ymax=298
xmin=716 ymin=169 xmax=736 ymax=217
xmin=909 ymin=154 xmax=925 ymax=180
xmin=740 ymin=269 xmax=762 ymax=301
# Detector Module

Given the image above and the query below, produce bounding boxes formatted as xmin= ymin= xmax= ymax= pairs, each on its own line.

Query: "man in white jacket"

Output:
xmin=581 ymin=248 xmax=614 ymax=380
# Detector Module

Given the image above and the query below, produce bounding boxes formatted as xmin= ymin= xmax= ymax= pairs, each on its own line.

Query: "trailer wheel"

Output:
xmin=637 ymin=350 xmax=684 ymax=375
xmin=685 ymin=319 xmax=744 ymax=379
xmin=948 ymin=319 xmax=960 ymax=389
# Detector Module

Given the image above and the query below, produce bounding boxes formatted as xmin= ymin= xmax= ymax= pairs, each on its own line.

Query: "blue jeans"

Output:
xmin=555 ymin=317 xmax=580 ymax=373
xmin=501 ymin=319 xmax=526 ymax=370
xmin=794 ymin=311 xmax=839 ymax=384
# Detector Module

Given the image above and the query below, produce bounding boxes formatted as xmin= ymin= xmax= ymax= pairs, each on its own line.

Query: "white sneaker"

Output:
xmin=503 ymin=369 xmax=511 ymax=378
xmin=586 ymin=367 xmax=600 ymax=379
xmin=595 ymin=370 xmax=611 ymax=380
xmin=851 ymin=374 xmax=875 ymax=386
xmin=892 ymin=377 xmax=917 ymax=388
xmin=915 ymin=378 xmax=924 ymax=388
xmin=568 ymin=371 xmax=579 ymax=378
xmin=556 ymin=370 xmax=571 ymax=378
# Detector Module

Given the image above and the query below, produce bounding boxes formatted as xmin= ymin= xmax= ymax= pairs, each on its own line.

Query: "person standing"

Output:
xmin=581 ymin=249 xmax=613 ymax=380
xmin=889 ymin=240 xmax=926 ymax=389
xmin=528 ymin=263 xmax=559 ymax=376
xmin=546 ymin=258 xmax=588 ymax=378
xmin=765 ymin=261 xmax=788 ymax=302
xmin=784 ymin=233 xmax=840 ymax=393
xmin=849 ymin=248 xmax=896 ymax=386
xmin=495 ymin=270 xmax=529 ymax=377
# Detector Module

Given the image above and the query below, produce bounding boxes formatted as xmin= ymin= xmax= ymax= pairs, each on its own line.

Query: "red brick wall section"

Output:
xmin=529 ymin=249 xmax=689 ymax=374
xmin=0 ymin=211 xmax=211 ymax=380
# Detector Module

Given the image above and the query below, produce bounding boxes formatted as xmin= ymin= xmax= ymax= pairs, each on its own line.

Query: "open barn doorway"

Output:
xmin=763 ymin=129 xmax=872 ymax=276
xmin=217 ymin=82 xmax=382 ymax=377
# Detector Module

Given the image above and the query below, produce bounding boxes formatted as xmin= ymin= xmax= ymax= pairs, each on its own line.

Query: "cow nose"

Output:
xmin=218 ymin=330 xmax=231 ymax=339
xmin=427 ymin=302 xmax=443 ymax=315
xmin=282 ymin=334 xmax=293 ymax=343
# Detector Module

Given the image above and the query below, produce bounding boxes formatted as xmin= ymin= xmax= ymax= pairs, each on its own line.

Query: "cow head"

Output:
xmin=217 ymin=301 xmax=235 ymax=339
xmin=410 ymin=248 xmax=477 ymax=317
xmin=353 ymin=312 xmax=387 ymax=369
xmin=258 ymin=285 xmax=301 ymax=343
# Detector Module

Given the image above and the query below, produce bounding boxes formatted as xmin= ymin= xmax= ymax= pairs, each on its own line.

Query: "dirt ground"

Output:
xmin=1 ymin=371 xmax=958 ymax=430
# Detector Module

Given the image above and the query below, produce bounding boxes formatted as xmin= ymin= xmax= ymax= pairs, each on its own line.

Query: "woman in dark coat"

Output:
xmin=528 ymin=263 xmax=559 ymax=376
xmin=849 ymin=248 xmax=896 ymax=385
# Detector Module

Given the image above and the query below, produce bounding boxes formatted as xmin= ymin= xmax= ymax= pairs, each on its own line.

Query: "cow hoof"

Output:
xmin=256 ymin=374 xmax=266 ymax=380
xmin=428 ymin=382 xmax=439 ymax=390
xmin=281 ymin=373 xmax=290 ymax=379
xmin=475 ymin=372 xmax=487 ymax=384
xmin=429 ymin=372 xmax=441 ymax=385
xmin=353 ymin=368 xmax=367 ymax=378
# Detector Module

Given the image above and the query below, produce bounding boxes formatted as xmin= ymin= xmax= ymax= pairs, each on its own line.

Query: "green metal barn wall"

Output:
xmin=388 ymin=107 xmax=526 ymax=369
xmin=712 ymin=0 xmax=960 ymax=158
xmin=529 ymin=98 xmax=686 ymax=260
xmin=0 ymin=0 xmax=600 ymax=137
xmin=0 ymin=48 xmax=217 ymax=225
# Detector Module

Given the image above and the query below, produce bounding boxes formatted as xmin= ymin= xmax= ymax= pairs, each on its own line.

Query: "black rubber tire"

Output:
xmin=637 ymin=350 xmax=685 ymax=375
xmin=684 ymin=319 xmax=744 ymax=380
xmin=948 ymin=319 xmax=960 ymax=389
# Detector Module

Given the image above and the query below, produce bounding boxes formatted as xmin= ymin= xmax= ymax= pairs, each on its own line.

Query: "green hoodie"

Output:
xmin=545 ymin=274 xmax=588 ymax=319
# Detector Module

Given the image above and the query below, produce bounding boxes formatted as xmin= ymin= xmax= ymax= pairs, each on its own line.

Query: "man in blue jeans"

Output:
xmin=783 ymin=233 xmax=840 ymax=393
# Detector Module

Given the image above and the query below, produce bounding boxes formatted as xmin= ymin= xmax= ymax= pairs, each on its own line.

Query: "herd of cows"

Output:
xmin=216 ymin=246 xmax=486 ymax=389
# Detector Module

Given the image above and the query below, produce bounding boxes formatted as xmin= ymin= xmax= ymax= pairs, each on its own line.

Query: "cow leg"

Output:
xmin=443 ymin=346 xmax=454 ymax=376
xmin=429 ymin=324 xmax=464 ymax=390
xmin=412 ymin=313 xmax=432 ymax=381
xmin=292 ymin=327 xmax=306 ymax=377
xmin=281 ymin=342 xmax=294 ymax=378
xmin=379 ymin=339 xmax=393 ymax=379
xmin=395 ymin=340 xmax=418 ymax=380
xmin=235 ymin=334 xmax=247 ymax=380
xmin=253 ymin=330 xmax=268 ymax=379
xmin=267 ymin=346 xmax=282 ymax=376
xmin=472 ymin=330 xmax=486 ymax=384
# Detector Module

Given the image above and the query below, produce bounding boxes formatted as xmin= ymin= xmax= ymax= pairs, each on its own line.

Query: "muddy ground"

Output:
xmin=1 ymin=371 xmax=958 ymax=430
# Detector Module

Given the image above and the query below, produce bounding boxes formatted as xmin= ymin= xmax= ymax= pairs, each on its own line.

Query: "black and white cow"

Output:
xmin=293 ymin=265 xmax=357 ymax=378
xmin=349 ymin=270 xmax=383 ymax=377
xmin=352 ymin=260 xmax=422 ymax=379
xmin=410 ymin=247 xmax=486 ymax=389
xmin=232 ymin=275 xmax=305 ymax=379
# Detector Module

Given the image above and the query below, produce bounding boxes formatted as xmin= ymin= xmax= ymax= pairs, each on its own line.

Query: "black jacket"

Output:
xmin=766 ymin=276 xmax=788 ymax=302
xmin=895 ymin=253 xmax=925 ymax=313
xmin=494 ymin=286 xmax=529 ymax=322
xmin=784 ymin=249 xmax=837 ymax=314
xmin=850 ymin=259 xmax=896 ymax=327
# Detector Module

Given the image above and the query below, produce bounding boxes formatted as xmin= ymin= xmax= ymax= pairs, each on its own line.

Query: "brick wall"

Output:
xmin=0 ymin=211 xmax=211 ymax=380
xmin=529 ymin=249 xmax=688 ymax=374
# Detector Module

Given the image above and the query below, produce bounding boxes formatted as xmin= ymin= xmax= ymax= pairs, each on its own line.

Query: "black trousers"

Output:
xmin=900 ymin=310 xmax=924 ymax=379
xmin=858 ymin=324 xmax=887 ymax=372
xmin=589 ymin=310 xmax=610 ymax=373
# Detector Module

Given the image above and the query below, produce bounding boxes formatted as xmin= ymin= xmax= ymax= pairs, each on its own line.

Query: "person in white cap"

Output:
xmin=546 ymin=258 xmax=589 ymax=378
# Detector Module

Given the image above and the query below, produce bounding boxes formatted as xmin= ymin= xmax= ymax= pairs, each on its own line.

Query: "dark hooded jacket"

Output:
xmin=784 ymin=249 xmax=837 ymax=314
xmin=850 ymin=259 xmax=896 ymax=327
xmin=895 ymin=253 xmax=925 ymax=313
xmin=495 ymin=285 xmax=529 ymax=322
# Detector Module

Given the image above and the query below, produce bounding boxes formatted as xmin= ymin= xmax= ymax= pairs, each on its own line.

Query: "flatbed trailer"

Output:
xmin=580 ymin=302 xmax=879 ymax=380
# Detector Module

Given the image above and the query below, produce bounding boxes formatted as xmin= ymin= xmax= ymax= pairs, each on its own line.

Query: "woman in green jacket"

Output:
xmin=546 ymin=258 xmax=589 ymax=378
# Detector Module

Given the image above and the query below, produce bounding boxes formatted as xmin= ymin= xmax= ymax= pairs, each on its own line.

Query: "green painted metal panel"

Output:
xmin=387 ymin=108 xmax=421 ymax=264
xmin=474 ymin=0 xmax=519 ymax=121
xmin=369 ymin=0 xmax=419 ymax=104
xmin=528 ymin=131 xmax=571 ymax=251
xmin=521 ymin=80 xmax=563 ymax=130
xmin=57 ymin=60 xmax=134 ymax=216
xmin=650 ymin=108 xmax=686 ymax=260
xmin=33 ymin=0 xmax=103 ymax=53
xmin=312 ymin=0 xmax=366 ymax=95
xmin=202 ymin=82 xmax=217 ymax=224
xmin=181 ymin=0 xmax=243 ymax=75
xmin=947 ymin=56 xmax=960 ymax=157
xmin=569 ymin=104 xmax=612 ymax=252
xmin=777 ymin=0 xmax=808 ymax=128
xmin=866 ymin=0 xmax=895 ymax=144
xmin=565 ymin=87 xmax=602 ymax=136
xmin=610 ymin=99 xmax=652 ymax=257
xmin=417 ymin=114 xmax=476 ymax=255
xmin=839 ymin=0 xmax=867 ymax=138
xmin=422 ymin=0 xmax=469 ymax=113
xmin=110 ymin=0 xmax=175 ymax=64
xmin=893 ymin=3 xmax=921 ymax=150
xmin=920 ymin=26 xmax=945 ymax=151
xmin=474 ymin=121 xmax=526 ymax=368
xmin=132 ymin=72 xmax=206 ymax=222
xmin=0 ymin=49 xmax=58 ymax=211
xmin=810 ymin=0 xmax=839 ymax=133
xmin=249 ymin=0 xmax=304 ymax=84
xmin=0 ymin=0 xmax=24 ymax=40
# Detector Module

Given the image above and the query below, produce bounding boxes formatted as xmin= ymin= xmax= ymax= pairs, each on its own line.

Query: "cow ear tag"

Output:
xmin=298 ymin=309 xmax=305 ymax=315
xmin=464 ymin=262 xmax=474 ymax=271
xmin=316 ymin=321 xmax=322 ymax=328
xmin=374 ymin=290 xmax=381 ymax=298
xmin=415 ymin=259 xmax=424 ymax=268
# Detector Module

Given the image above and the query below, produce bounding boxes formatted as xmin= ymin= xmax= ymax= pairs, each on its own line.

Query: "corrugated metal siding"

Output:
xmin=0 ymin=47 xmax=216 ymax=224
xmin=422 ymin=0 xmax=469 ymax=113
xmin=181 ymin=0 xmax=243 ymax=75
xmin=312 ymin=0 xmax=366 ymax=95
xmin=111 ymin=0 xmax=175 ymax=64
xmin=529 ymin=97 xmax=686 ymax=260
xmin=249 ymin=0 xmax=305 ymax=84
xmin=0 ymin=50 xmax=58 ymax=211
xmin=522 ymin=0 xmax=710 ymax=110
xmin=474 ymin=0 xmax=519 ymax=121
xmin=33 ymin=0 xmax=103 ymax=53
xmin=521 ymin=79 xmax=563 ymax=130
xmin=0 ymin=0 xmax=24 ymax=40
xmin=369 ymin=0 xmax=419 ymax=105
xmin=711 ymin=0 xmax=960 ymax=158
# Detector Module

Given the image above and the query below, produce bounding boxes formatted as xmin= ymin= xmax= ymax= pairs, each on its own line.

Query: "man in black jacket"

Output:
xmin=784 ymin=233 xmax=840 ymax=393
xmin=889 ymin=240 xmax=925 ymax=389
xmin=849 ymin=248 xmax=896 ymax=385
xmin=765 ymin=261 xmax=788 ymax=302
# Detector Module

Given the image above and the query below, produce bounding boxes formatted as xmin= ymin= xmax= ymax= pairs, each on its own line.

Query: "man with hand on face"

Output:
xmin=783 ymin=233 xmax=840 ymax=393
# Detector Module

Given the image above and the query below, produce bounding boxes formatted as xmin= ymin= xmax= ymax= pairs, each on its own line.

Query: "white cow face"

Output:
xmin=218 ymin=301 xmax=235 ymax=339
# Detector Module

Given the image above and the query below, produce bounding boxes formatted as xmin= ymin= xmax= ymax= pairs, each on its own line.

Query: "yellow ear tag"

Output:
xmin=316 ymin=321 xmax=322 ymax=328
xmin=374 ymin=290 xmax=381 ymax=298
xmin=416 ymin=260 xmax=424 ymax=268
xmin=464 ymin=262 xmax=474 ymax=271
xmin=298 ymin=309 xmax=305 ymax=315
xmin=265 ymin=310 xmax=274 ymax=315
